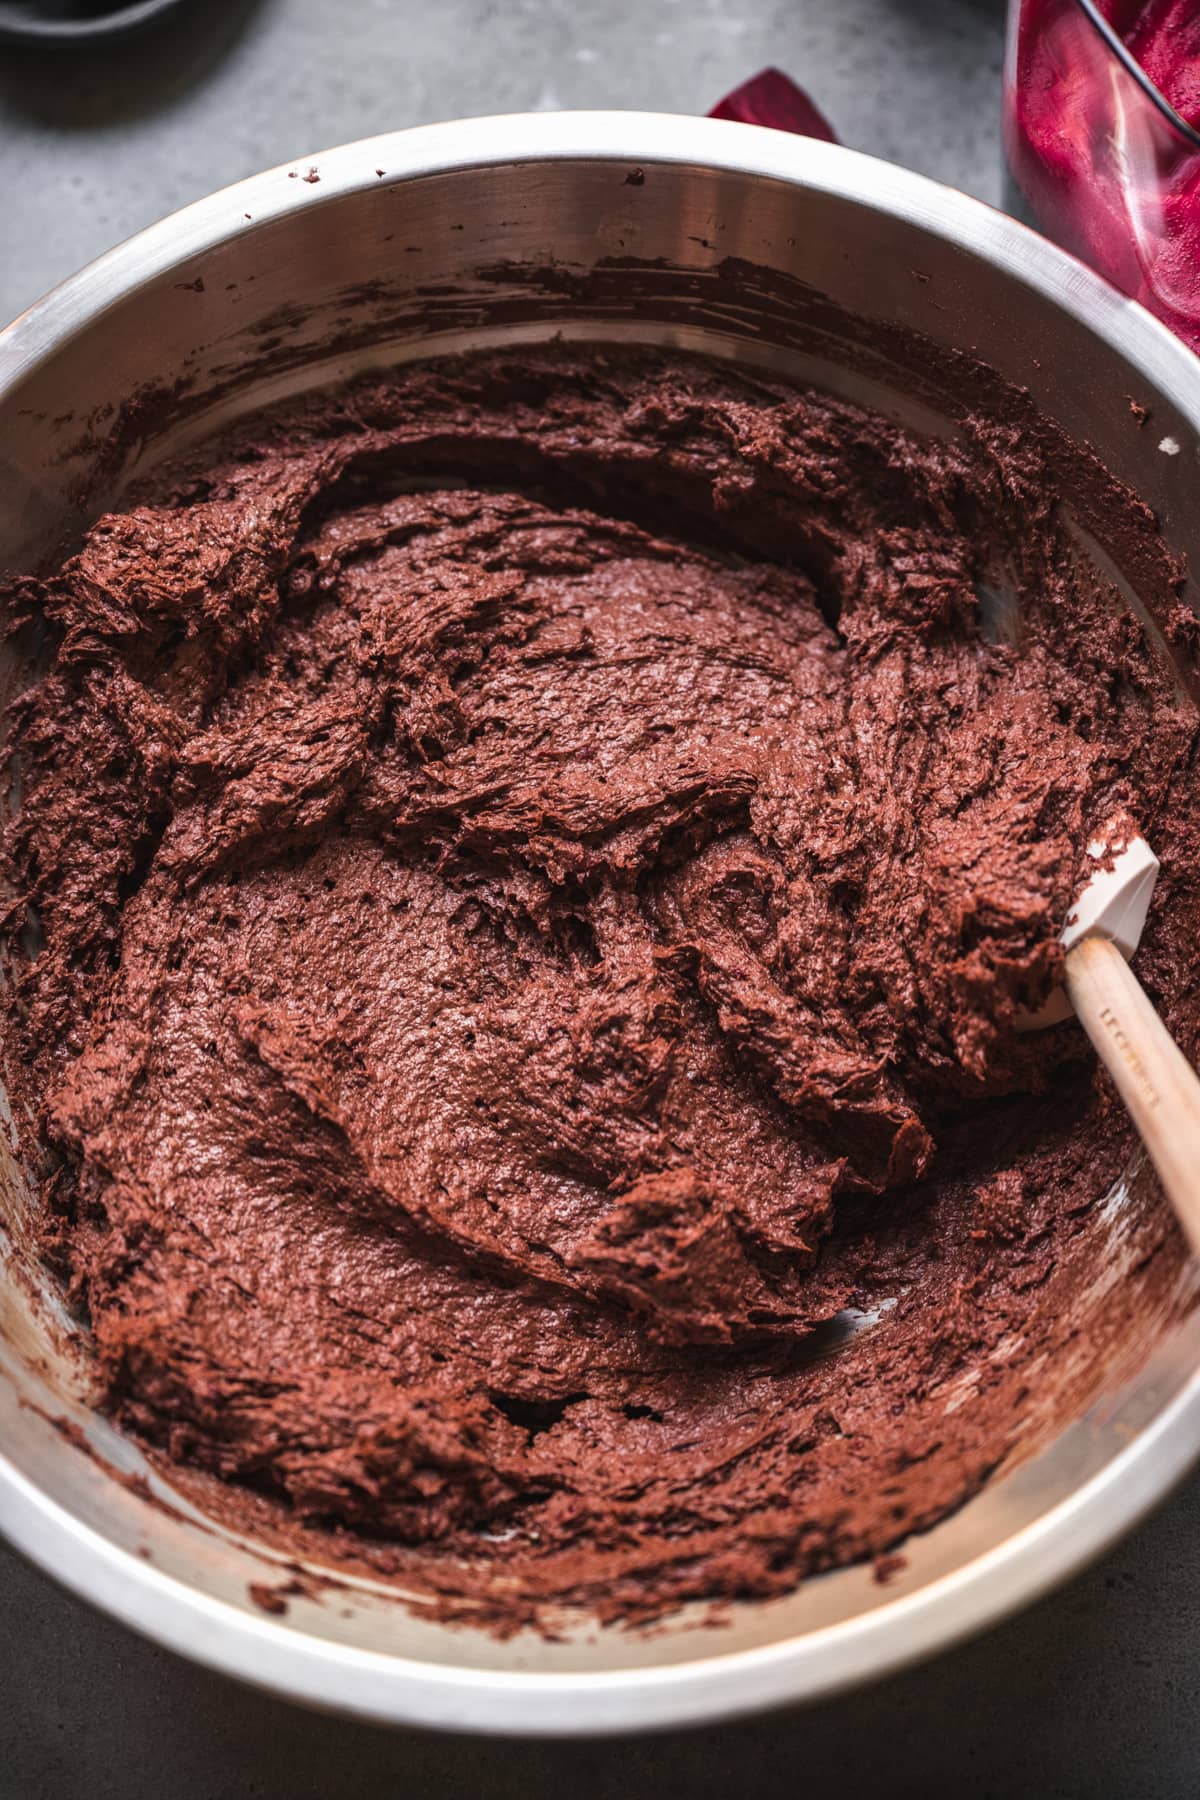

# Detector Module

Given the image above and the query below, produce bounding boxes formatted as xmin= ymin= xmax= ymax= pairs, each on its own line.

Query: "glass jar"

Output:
xmin=1004 ymin=0 xmax=1200 ymax=351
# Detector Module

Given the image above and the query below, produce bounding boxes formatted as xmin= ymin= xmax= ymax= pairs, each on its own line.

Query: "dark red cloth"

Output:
xmin=709 ymin=67 xmax=838 ymax=141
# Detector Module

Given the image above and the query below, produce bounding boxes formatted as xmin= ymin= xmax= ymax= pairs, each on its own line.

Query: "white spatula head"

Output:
xmin=1022 ymin=822 xmax=1160 ymax=1029
xmin=1062 ymin=828 xmax=1160 ymax=958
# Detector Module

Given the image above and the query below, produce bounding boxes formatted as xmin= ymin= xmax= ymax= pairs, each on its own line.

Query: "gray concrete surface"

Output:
xmin=4 ymin=0 xmax=1200 ymax=1794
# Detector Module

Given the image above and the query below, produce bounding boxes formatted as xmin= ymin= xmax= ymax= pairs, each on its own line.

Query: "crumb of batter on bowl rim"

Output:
xmin=248 ymin=1581 xmax=291 ymax=1616
xmin=2 ymin=344 xmax=1196 ymax=1636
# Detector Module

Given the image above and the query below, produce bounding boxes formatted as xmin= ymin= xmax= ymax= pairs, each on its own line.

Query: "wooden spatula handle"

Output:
xmin=1064 ymin=934 xmax=1200 ymax=1252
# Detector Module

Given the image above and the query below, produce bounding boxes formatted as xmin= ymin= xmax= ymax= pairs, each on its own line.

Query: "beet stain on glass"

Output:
xmin=1005 ymin=0 xmax=1200 ymax=350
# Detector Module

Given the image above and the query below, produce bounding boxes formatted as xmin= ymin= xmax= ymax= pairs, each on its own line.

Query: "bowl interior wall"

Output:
xmin=1 ymin=137 xmax=1198 ymax=1698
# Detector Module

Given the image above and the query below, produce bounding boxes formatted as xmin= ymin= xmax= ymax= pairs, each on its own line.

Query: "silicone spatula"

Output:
xmin=1023 ymin=822 xmax=1200 ymax=1247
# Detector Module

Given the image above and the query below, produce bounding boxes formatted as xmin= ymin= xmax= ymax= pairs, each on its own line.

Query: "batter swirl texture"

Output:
xmin=5 ymin=349 xmax=1196 ymax=1628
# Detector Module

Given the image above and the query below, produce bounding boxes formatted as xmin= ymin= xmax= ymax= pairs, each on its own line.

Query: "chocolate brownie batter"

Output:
xmin=4 ymin=348 xmax=1198 ymax=1630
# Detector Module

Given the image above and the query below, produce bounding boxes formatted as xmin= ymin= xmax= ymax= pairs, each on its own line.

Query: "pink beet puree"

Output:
xmin=1112 ymin=0 xmax=1200 ymax=122
xmin=1006 ymin=0 xmax=1200 ymax=350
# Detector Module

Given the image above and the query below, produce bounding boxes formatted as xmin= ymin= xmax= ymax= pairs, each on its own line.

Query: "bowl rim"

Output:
xmin=0 ymin=0 xmax=190 ymax=48
xmin=3 ymin=110 xmax=1200 ymax=1736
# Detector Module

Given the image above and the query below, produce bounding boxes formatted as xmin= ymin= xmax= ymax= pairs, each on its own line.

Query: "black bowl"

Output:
xmin=0 ymin=0 xmax=190 ymax=46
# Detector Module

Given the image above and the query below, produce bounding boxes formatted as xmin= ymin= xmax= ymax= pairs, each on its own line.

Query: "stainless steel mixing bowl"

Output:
xmin=2 ymin=113 xmax=1200 ymax=1737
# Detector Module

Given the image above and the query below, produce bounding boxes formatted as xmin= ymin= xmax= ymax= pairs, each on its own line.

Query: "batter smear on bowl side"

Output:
xmin=3 ymin=348 xmax=1197 ymax=1631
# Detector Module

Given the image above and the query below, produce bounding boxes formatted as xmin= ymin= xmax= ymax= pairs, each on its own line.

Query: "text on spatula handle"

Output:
xmin=1098 ymin=1005 xmax=1162 ymax=1113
